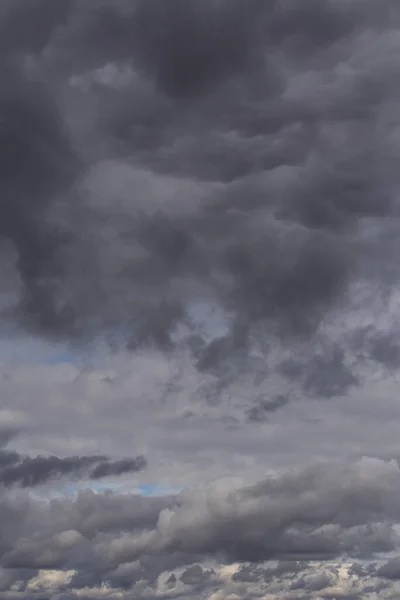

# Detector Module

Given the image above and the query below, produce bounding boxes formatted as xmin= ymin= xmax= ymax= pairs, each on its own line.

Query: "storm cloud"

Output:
xmin=1 ymin=1 xmax=400 ymax=599
xmin=0 ymin=0 xmax=398 ymax=359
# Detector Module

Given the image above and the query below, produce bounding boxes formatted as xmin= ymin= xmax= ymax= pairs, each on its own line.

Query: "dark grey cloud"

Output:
xmin=0 ymin=0 xmax=73 ymax=57
xmin=378 ymin=557 xmax=400 ymax=580
xmin=0 ymin=66 xmax=81 ymax=338
xmin=126 ymin=460 xmax=399 ymax=565
xmin=290 ymin=570 xmax=333 ymax=592
xmin=0 ymin=449 xmax=146 ymax=488
xmin=246 ymin=393 xmax=290 ymax=422
xmin=0 ymin=490 xmax=175 ymax=572
xmin=231 ymin=564 xmax=265 ymax=582
xmin=129 ymin=0 xmax=265 ymax=99
xmin=367 ymin=332 xmax=400 ymax=370
xmin=279 ymin=344 xmax=358 ymax=399
xmin=89 ymin=457 xmax=146 ymax=480
xmin=0 ymin=0 xmax=398 ymax=362
xmin=0 ymin=430 xmax=18 ymax=449
xmin=0 ymin=568 xmax=38 ymax=593
xmin=0 ymin=459 xmax=397 ymax=592
xmin=179 ymin=564 xmax=214 ymax=586
xmin=232 ymin=561 xmax=307 ymax=583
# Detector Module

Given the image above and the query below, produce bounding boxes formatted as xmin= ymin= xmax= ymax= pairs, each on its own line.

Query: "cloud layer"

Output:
xmin=0 ymin=458 xmax=399 ymax=597
xmin=1 ymin=0 xmax=400 ymax=598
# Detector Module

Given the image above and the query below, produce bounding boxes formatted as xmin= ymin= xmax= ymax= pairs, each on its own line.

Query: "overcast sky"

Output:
xmin=3 ymin=0 xmax=400 ymax=598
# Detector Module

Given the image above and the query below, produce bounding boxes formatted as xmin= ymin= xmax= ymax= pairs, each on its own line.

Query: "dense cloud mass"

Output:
xmin=1 ymin=0 xmax=400 ymax=598
xmin=1 ymin=0 xmax=400 ymax=354
xmin=0 ymin=459 xmax=399 ymax=596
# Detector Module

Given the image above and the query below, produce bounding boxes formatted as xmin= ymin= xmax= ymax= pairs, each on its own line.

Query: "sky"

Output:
xmin=4 ymin=0 xmax=400 ymax=598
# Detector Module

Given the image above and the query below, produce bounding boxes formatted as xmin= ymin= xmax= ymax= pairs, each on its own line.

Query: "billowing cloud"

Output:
xmin=0 ymin=458 xmax=397 ymax=597
xmin=0 ymin=0 xmax=398 ymax=359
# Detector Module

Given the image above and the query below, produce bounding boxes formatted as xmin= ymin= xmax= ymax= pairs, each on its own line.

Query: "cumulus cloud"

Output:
xmin=0 ymin=459 xmax=397 ymax=596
